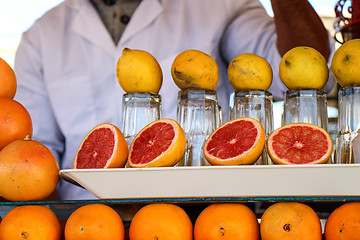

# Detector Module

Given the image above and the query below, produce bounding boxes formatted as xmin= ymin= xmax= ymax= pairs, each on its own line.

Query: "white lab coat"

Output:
xmin=14 ymin=0 xmax=334 ymax=199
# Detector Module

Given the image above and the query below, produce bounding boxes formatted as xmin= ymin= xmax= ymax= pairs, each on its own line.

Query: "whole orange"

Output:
xmin=260 ymin=202 xmax=322 ymax=240
xmin=324 ymin=202 xmax=360 ymax=239
xmin=129 ymin=203 xmax=193 ymax=240
xmin=0 ymin=57 xmax=17 ymax=99
xmin=0 ymin=98 xmax=32 ymax=150
xmin=194 ymin=203 xmax=260 ymax=240
xmin=0 ymin=205 xmax=61 ymax=240
xmin=64 ymin=204 xmax=125 ymax=240
xmin=0 ymin=137 xmax=59 ymax=201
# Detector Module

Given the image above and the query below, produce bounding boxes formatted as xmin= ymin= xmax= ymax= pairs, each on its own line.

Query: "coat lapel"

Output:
xmin=71 ymin=0 xmax=116 ymax=57
xmin=119 ymin=0 xmax=164 ymax=45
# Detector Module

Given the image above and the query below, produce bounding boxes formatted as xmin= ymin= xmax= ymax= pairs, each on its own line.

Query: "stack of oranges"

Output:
xmin=0 ymin=57 xmax=31 ymax=149
xmin=0 ymin=58 xmax=60 ymax=203
xmin=1 ymin=202 xmax=359 ymax=239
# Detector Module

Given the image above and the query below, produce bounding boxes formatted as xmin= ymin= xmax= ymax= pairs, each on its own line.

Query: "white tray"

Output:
xmin=60 ymin=164 xmax=360 ymax=199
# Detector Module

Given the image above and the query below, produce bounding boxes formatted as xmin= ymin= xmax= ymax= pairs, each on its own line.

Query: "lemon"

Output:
xmin=116 ymin=48 xmax=163 ymax=93
xmin=227 ymin=53 xmax=273 ymax=91
xmin=171 ymin=49 xmax=219 ymax=90
xmin=331 ymin=39 xmax=360 ymax=87
xmin=279 ymin=46 xmax=329 ymax=89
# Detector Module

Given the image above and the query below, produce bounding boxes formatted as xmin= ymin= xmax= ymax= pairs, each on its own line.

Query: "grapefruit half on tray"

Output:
xmin=203 ymin=117 xmax=265 ymax=165
xmin=267 ymin=123 xmax=333 ymax=164
xmin=128 ymin=118 xmax=186 ymax=168
xmin=73 ymin=123 xmax=128 ymax=169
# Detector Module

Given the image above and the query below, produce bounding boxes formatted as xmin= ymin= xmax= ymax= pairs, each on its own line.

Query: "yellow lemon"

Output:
xmin=331 ymin=39 xmax=360 ymax=87
xmin=228 ymin=53 xmax=273 ymax=91
xmin=171 ymin=49 xmax=219 ymax=90
xmin=116 ymin=48 xmax=163 ymax=93
xmin=279 ymin=46 xmax=329 ymax=89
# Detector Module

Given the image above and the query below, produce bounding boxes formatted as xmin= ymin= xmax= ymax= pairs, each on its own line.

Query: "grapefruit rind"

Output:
xmin=203 ymin=117 xmax=266 ymax=165
xmin=267 ymin=123 xmax=333 ymax=165
xmin=73 ymin=123 xmax=128 ymax=169
xmin=128 ymin=119 xmax=186 ymax=168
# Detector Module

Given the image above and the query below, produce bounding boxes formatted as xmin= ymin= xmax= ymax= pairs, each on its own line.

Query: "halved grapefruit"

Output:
xmin=267 ymin=123 xmax=333 ymax=164
xmin=73 ymin=123 xmax=128 ymax=169
xmin=128 ymin=118 xmax=186 ymax=168
xmin=203 ymin=117 xmax=265 ymax=165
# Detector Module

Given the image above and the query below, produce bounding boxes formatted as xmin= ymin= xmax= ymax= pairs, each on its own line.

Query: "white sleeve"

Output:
xmin=14 ymin=28 xmax=65 ymax=162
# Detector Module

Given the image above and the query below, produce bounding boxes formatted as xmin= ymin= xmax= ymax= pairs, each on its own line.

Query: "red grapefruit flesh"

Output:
xmin=203 ymin=117 xmax=265 ymax=165
xmin=267 ymin=123 xmax=333 ymax=164
xmin=128 ymin=118 xmax=186 ymax=168
xmin=73 ymin=123 xmax=128 ymax=169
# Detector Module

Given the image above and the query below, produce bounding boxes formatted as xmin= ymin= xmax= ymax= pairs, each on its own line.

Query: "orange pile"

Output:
xmin=0 ymin=58 xmax=60 ymax=202
xmin=0 ymin=58 xmax=33 ymax=151
xmin=1 ymin=202 xmax=360 ymax=239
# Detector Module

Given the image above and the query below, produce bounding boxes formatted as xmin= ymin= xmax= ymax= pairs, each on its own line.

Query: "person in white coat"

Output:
xmin=14 ymin=0 xmax=335 ymax=200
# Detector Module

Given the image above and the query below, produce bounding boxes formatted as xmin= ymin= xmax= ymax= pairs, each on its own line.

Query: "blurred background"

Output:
xmin=0 ymin=0 xmax=341 ymax=67
xmin=0 ymin=0 xmax=343 ymax=139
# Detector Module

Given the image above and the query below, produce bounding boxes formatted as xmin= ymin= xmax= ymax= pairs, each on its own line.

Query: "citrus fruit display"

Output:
xmin=129 ymin=203 xmax=193 ymax=240
xmin=116 ymin=48 xmax=163 ymax=93
xmin=73 ymin=123 xmax=128 ymax=169
xmin=0 ymin=137 xmax=59 ymax=201
xmin=0 ymin=98 xmax=32 ymax=150
xmin=260 ymin=202 xmax=322 ymax=240
xmin=0 ymin=57 xmax=17 ymax=99
xmin=267 ymin=123 xmax=333 ymax=164
xmin=64 ymin=204 xmax=125 ymax=240
xmin=279 ymin=46 xmax=329 ymax=89
xmin=194 ymin=203 xmax=260 ymax=240
xmin=331 ymin=39 xmax=360 ymax=87
xmin=0 ymin=205 xmax=61 ymax=240
xmin=203 ymin=117 xmax=265 ymax=165
xmin=324 ymin=202 xmax=360 ymax=239
xmin=171 ymin=49 xmax=219 ymax=90
xmin=228 ymin=53 xmax=273 ymax=91
xmin=128 ymin=118 xmax=186 ymax=167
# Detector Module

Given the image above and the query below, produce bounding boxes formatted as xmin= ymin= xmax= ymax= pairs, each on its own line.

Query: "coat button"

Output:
xmin=120 ymin=15 xmax=130 ymax=24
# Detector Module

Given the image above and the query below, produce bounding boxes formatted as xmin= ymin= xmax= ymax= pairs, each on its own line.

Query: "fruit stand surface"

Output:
xmin=2 ymin=165 xmax=360 ymax=220
xmin=1 ymin=196 xmax=359 ymax=221
xmin=59 ymin=165 xmax=360 ymax=199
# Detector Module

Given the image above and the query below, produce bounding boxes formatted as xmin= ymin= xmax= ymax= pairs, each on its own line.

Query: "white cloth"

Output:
xmin=14 ymin=0 xmax=335 ymax=200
